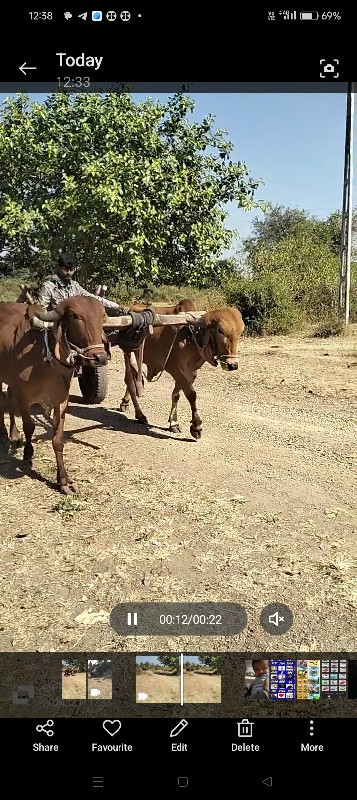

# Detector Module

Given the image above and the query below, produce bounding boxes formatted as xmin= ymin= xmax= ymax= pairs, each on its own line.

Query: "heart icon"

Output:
xmin=103 ymin=719 xmax=121 ymax=737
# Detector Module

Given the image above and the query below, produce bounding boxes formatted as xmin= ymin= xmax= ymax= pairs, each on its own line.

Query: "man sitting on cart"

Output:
xmin=37 ymin=251 xmax=157 ymax=352
xmin=38 ymin=252 xmax=123 ymax=314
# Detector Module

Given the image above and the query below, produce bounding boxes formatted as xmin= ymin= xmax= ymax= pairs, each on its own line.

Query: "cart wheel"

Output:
xmin=78 ymin=364 xmax=109 ymax=404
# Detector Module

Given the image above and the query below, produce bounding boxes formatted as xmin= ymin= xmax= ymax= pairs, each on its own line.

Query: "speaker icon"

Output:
xmin=261 ymin=603 xmax=293 ymax=635
xmin=268 ymin=611 xmax=282 ymax=627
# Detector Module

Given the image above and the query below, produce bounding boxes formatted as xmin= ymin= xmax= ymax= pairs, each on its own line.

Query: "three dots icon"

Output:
xmin=310 ymin=720 xmax=314 ymax=736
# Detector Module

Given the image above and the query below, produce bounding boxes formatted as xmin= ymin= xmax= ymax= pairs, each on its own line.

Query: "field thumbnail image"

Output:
xmin=61 ymin=659 xmax=87 ymax=700
xmin=136 ymin=655 xmax=180 ymax=704
xmin=88 ymin=659 xmax=113 ymax=700
xmin=183 ymin=655 xmax=221 ymax=703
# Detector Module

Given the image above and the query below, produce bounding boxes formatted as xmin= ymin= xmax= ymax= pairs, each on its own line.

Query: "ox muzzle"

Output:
xmin=216 ymin=355 xmax=239 ymax=371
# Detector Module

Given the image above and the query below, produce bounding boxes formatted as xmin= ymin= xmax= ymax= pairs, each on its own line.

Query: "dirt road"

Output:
xmin=61 ymin=672 xmax=86 ymax=699
xmin=88 ymin=676 xmax=112 ymax=699
xmin=136 ymin=672 xmax=180 ymax=703
xmin=0 ymin=330 xmax=356 ymax=653
xmin=183 ymin=673 xmax=221 ymax=703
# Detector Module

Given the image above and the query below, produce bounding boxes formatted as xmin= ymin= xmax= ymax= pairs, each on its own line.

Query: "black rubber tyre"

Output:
xmin=78 ymin=364 xmax=109 ymax=404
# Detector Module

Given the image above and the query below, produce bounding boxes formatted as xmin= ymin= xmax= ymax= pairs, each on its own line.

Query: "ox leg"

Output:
xmin=8 ymin=388 xmax=22 ymax=445
xmin=0 ymin=387 xmax=10 ymax=448
xmin=168 ymin=383 xmax=181 ymax=433
xmin=122 ymin=354 xmax=148 ymax=425
xmin=19 ymin=398 xmax=35 ymax=465
xmin=119 ymin=385 xmax=131 ymax=413
xmin=180 ymin=376 xmax=202 ymax=440
xmin=52 ymin=400 xmax=76 ymax=494
xmin=135 ymin=344 xmax=145 ymax=397
xmin=119 ymin=354 xmax=132 ymax=412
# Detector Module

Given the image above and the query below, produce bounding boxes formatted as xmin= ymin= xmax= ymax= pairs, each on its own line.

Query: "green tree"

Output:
xmin=244 ymin=204 xmax=357 ymax=260
xmin=64 ymin=658 xmax=87 ymax=672
xmin=157 ymin=655 xmax=180 ymax=674
xmin=198 ymin=655 xmax=221 ymax=672
xmin=0 ymin=91 xmax=262 ymax=287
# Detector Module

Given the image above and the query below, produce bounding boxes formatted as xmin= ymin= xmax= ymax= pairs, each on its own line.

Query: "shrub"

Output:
xmin=225 ymin=274 xmax=298 ymax=335
xmin=313 ymin=318 xmax=344 ymax=338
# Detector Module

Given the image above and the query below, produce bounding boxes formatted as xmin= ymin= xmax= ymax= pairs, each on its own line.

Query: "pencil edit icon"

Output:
xmin=170 ymin=719 xmax=188 ymax=737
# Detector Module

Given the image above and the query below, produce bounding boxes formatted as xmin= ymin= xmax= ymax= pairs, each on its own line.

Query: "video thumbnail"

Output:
xmin=61 ymin=659 xmax=86 ymax=700
xmin=183 ymin=655 xmax=221 ymax=704
xmin=88 ymin=659 xmax=112 ymax=700
xmin=136 ymin=656 xmax=180 ymax=704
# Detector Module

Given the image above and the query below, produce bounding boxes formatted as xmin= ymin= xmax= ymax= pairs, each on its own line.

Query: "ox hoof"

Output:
xmin=136 ymin=415 xmax=148 ymax=426
xmin=10 ymin=435 xmax=23 ymax=449
xmin=190 ymin=425 xmax=202 ymax=440
xmin=169 ymin=424 xmax=181 ymax=434
xmin=118 ymin=403 xmax=129 ymax=412
xmin=61 ymin=482 xmax=77 ymax=495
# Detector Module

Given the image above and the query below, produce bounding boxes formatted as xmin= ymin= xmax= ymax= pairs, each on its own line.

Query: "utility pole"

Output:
xmin=338 ymin=82 xmax=354 ymax=326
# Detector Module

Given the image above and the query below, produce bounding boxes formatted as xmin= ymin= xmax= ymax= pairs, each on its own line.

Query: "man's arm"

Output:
xmin=37 ymin=281 xmax=54 ymax=310
xmin=72 ymin=281 xmax=124 ymax=314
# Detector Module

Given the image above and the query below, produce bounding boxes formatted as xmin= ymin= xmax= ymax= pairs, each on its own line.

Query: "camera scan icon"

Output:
xmin=319 ymin=59 xmax=339 ymax=79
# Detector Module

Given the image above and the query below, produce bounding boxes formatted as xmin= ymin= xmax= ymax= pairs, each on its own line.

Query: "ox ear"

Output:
xmin=26 ymin=304 xmax=47 ymax=321
xmin=53 ymin=316 xmax=66 ymax=361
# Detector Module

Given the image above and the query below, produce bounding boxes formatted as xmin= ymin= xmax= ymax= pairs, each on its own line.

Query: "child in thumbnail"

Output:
xmin=246 ymin=660 xmax=269 ymax=699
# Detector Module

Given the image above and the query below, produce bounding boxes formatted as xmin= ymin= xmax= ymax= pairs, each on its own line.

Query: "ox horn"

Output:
xmin=33 ymin=308 xmax=62 ymax=322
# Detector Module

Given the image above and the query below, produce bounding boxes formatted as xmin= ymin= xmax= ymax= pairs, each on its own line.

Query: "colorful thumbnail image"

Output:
xmin=320 ymin=659 xmax=347 ymax=699
xmin=270 ymin=659 xmax=296 ymax=700
xmin=183 ymin=655 xmax=221 ymax=703
xmin=245 ymin=660 xmax=269 ymax=699
xmin=88 ymin=659 xmax=112 ymax=700
xmin=347 ymin=660 xmax=357 ymax=698
xmin=136 ymin=655 xmax=180 ymax=704
xmin=61 ymin=658 xmax=87 ymax=700
xmin=297 ymin=659 xmax=320 ymax=700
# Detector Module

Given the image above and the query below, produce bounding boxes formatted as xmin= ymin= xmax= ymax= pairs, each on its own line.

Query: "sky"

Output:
xmin=136 ymin=655 xmax=171 ymax=665
xmin=0 ymin=89 xmax=355 ymax=254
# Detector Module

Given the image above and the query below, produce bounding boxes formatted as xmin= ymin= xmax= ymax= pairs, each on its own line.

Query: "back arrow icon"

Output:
xmin=19 ymin=63 xmax=37 ymax=75
xmin=262 ymin=777 xmax=272 ymax=787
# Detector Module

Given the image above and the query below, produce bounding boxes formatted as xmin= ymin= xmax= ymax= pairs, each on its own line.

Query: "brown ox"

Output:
xmin=0 ymin=296 xmax=108 ymax=493
xmin=119 ymin=306 xmax=244 ymax=438
xmin=119 ymin=299 xmax=196 ymax=409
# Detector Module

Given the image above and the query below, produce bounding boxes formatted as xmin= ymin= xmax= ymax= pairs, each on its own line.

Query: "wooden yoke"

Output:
xmin=103 ymin=311 xmax=206 ymax=330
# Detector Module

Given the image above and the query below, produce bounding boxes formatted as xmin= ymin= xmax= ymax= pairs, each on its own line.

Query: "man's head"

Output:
xmin=252 ymin=660 xmax=269 ymax=677
xmin=57 ymin=253 xmax=75 ymax=283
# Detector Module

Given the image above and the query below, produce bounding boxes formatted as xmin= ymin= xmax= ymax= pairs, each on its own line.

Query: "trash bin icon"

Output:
xmin=237 ymin=718 xmax=254 ymax=737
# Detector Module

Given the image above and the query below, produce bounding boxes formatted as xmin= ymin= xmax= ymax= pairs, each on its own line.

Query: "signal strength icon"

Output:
xmin=78 ymin=12 xmax=88 ymax=20
xmin=279 ymin=10 xmax=297 ymax=20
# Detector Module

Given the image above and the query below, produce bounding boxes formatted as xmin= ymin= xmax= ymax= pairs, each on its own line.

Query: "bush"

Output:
xmin=225 ymin=274 xmax=298 ymax=335
xmin=250 ymin=236 xmax=340 ymax=320
xmin=112 ymin=281 xmax=226 ymax=311
xmin=313 ymin=318 xmax=344 ymax=338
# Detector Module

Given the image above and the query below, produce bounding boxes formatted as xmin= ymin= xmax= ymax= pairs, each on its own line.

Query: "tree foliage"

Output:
xmin=244 ymin=204 xmax=357 ymax=260
xmin=157 ymin=655 xmax=180 ymax=673
xmin=63 ymin=658 xmax=87 ymax=673
xmin=0 ymin=91 xmax=262 ymax=286
xmin=197 ymin=654 xmax=221 ymax=671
